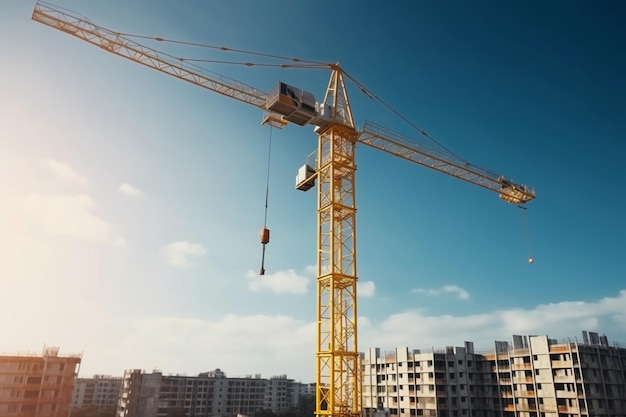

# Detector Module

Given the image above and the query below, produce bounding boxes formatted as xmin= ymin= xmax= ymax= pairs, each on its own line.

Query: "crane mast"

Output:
xmin=315 ymin=70 xmax=360 ymax=417
xmin=32 ymin=3 xmax=535 ymax=417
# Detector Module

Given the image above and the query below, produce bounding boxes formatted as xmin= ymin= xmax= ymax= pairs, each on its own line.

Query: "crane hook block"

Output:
xmin=260 ymin=227 xmax=270 ymax=245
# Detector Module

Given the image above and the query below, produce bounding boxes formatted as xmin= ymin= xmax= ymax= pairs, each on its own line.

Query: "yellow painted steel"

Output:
xmin=32 ymin=5 xmax=537 ymax=417
xmin=315 ymin=70 xmax=360 ymax=417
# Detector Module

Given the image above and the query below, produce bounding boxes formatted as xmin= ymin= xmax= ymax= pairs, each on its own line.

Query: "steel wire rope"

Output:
xmin=263 ymin=126 xmax=273 ymax=228
xmin=115 ymin=30 xmax=511 ymax=187
xmin=119 ymin=30 xmax=465 ymax=167
xmin=46 ymin=7 xmax=491 ymax=174
xmin=177 ymin=60 xmax=331 ymax=70
xmin=116 ymin=31 xmax=333 ymax=66
xmin=341 ymin=69 xmax=470 ymax=164
xmin=259 ymin=126 xmax=273 ymax=276
xmin=38 ymin=0 xmax=83 ymax=17
xmin=107 ymin=34 xmax=270 ymax=96
xmin=115 ymin=31 xmax=333 ymax=89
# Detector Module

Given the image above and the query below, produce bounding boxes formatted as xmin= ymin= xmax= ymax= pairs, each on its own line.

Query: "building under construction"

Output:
xmin=117 ymin=368 xmax=300 ymax=417
xmin=362 ymin=331 xmax=626 ymax=417
xmin=72 ymin=374 xmax=122 ymax=414
xmin=0 ymin=346 xmax=82 ymax=417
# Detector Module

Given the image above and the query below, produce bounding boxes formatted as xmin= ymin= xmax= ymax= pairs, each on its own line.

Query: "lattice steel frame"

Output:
xmin=316 ymin=70 xmax=360 ymax=417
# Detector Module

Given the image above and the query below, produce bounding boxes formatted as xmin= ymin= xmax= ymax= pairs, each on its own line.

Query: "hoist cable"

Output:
xmin=263 ymin=127 xmax=273 ymax=227
xmin=259 ymin=126 xmax=273 ymax=276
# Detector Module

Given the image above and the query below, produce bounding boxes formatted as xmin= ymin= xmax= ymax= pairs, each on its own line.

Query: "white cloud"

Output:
xmin=42 ymin=158 xmax=88 ymax=187
xmin=113 ymin=237 xmax=128 ymax=247
xmin=358 ymin=281 xmax=376 ymax=298
xmin=13 ymin=193 xmax=112 ymax=242
xmin=442 ymin=285 xmax=470 ymax=300
xmin=412 ymin=288 xmax=434 ymax=296
xmin=99 ymin=314 xmax=316 ymax=380
xmin=412 ymin=284 xmax=470 ymax=300
xmin=361 ymin=290 xmax=626 ymax=351
xmin=118 ymin=183 xmax=144 ymax=197
xmin=77 ymin=289 xmax=626 ymax=382
xmin=1 ymin=155 xmax=122 ymax=247
xmin=247 ymin=268 xmax=309 ymax=294
xmin=162 ymin=241 xmax=207 ymax=268
xmin=5 ymin=289 xmax=625 ymax=384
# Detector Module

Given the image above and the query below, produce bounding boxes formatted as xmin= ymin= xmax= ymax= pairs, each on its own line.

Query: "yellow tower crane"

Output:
xmin=32 ymin=3 xmax=536 ymax=417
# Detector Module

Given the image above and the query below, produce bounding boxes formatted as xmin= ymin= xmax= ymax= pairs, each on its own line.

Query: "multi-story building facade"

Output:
xmin=362 ymin=331 xmax=626 ymax=417
xmin=265 ymin=375 xmax=295 ymax=412
xmin=0 ymin=346 xmax=82 ymax=417
xmin=295 ymin=382 xmax=315 ymax=399
xmin=116 ymin=368 xmax=300 ymax=417
xmin=72 ymin=374 xmax=122 ymax=413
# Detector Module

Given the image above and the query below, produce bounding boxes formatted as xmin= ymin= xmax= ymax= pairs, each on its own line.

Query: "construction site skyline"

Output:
xmin=1 ymin=0 xmax=625 ymax=392
xmin=2 ymin=330 xmax=625 ymax=417
xmin=3 ymin=330 xmax=624 ymax=383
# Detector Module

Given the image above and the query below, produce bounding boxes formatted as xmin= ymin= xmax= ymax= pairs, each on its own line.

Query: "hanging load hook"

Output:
xmin=258 ymin=125 xmax=273 ymax=276
xmin=259 ymin=227 xmax=270 ymax=275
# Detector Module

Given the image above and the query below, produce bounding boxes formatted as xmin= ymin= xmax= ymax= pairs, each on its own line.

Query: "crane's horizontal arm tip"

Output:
xmin=357 ymin=121 xmax=536 ymax=204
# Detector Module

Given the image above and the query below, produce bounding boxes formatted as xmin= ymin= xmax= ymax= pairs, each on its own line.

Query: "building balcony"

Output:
xmin=555 ymin=390 xmax=578 ymax=398
xmin=549 ymin=345 xmax=571 ymax=353
xmin=511 ymin=363 xmax=532 ymax=370
xmin=516 ymin=404 xmax=538 ymax=412
xmin=538 ymin=405 xmax=557 ymax=413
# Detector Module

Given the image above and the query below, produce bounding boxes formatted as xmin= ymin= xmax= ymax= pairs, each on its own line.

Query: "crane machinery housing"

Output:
xmin=31 ymin=3 xmax=536 ymax=417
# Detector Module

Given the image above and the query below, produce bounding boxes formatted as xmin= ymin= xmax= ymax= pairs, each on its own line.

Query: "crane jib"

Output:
xmin=358 ymin=122 xmax=535 ymax=204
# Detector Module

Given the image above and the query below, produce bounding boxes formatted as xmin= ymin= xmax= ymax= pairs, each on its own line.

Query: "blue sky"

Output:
xmin=1 ymin=1 xmax=625 ymax=382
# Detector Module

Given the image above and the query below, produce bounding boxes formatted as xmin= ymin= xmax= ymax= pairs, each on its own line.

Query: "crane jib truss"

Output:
xmin=31 ymin=3 xmax=536 ymax=417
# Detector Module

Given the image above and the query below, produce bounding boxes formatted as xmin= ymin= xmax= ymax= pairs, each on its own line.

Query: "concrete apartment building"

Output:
xmin=0 ymin=346 xmax=82 ymax=417
xmin=72 ymin=374 xmax=122 ymax=413
xmin=295 ymin=382 xmax=315 ymax=398
xmin=362 ymin=331 xmax=626 ymax=417
xmin=116 ymin=368 xmax=300 ymax=417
